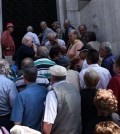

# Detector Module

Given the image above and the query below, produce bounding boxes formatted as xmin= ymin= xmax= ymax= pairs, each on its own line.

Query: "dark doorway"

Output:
xmin=2 ymin=0 xmax=57 ymax=49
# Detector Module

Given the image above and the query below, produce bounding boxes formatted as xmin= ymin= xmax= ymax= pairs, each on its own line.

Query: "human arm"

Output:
xmin=43 ymin=90 xmax=57 ymax=134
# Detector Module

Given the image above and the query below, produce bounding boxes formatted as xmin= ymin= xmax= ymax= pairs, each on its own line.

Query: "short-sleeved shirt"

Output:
xmin=11 ymin=83 xmax=48 ymax=131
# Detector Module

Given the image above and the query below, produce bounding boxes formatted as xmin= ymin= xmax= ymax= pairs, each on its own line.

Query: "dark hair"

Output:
xmin=53 ymin=75 xmax=66 ymax=82
xmin=115 ymin=56 xmax=120 ymax=68
xmin=23 ymin=65 xmax=37 ymax=82
xmin=49 ymin=46 xmax=61 ymax=59
xmin=78 ymin=24 xmax=87 ymax=30
xmin=86 ymin=31 xmax=96 ymax=42
xmin=87 ymin=49 xmax=99 ymax=64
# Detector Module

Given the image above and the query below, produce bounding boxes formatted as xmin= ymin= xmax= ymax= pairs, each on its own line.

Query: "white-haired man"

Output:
xmin=0 ymin=59 xmax=18 ymax=131
xmin=43 ymin=65 xmax=82 ymax=134
xmin=16 ymin=35 xmax=37 ymax=69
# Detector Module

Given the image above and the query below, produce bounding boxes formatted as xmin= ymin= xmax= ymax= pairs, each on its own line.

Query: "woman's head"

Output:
xmin=95 ymin=121 xmax=120 ymax=134
xmin=84 ymin=69 xmax=99 ymax=88
xmin=94 ymin=89 xmax=118 ymax=117
xmin=68 ymin=30 xmax=78 ymax=43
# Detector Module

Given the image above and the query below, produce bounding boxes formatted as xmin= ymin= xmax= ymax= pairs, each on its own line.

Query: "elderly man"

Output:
xmin=0 ymin=59 xmax=18 ymax=131
xmin=99 ymin=42 xmax=116 ymax=76
xmin=25 ymin=26 xmax=40 ymax=47
xmin=34 ymin=46 xmax=56 ymax=80
xmin=45 ymin=32 xmax=66 ymax=54
xmin=11 ymin=65 xmax=48 ymax=131
xmin=16 ymin=35 xmax=37 ymax=69
xmin=40 ymin=21 xmax=55 ymax=45
xmin=43 ymin=65 xmax=82 ymax=134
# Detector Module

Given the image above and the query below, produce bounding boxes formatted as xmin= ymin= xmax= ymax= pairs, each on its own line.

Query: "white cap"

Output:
xmin=49 ymin=65 xmax=67 ymax=76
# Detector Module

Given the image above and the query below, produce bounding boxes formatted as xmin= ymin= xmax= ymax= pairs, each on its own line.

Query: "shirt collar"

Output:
xmin=52 ymin=80 xmax=66 ymax=88
xmin=88 ymin=64 xmax=99 ymax=67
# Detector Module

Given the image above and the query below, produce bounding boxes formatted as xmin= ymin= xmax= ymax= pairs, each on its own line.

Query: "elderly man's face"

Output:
xmin=48 ymin=36 xmax=56 ymax=45
xmin=26 ymin=38 xmax=33 ymax=47
xmin=79 ymin=26 xmax=86 ymax=36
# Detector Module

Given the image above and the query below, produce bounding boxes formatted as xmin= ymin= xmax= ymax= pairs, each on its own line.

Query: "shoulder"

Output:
xmin=45 ymin=41 xmax=50 ymax=46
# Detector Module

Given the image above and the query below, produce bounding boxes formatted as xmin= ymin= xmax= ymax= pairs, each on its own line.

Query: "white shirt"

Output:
xmin=45 ymin=39 xmax=66 ymax=51
xmin=43 ymin=81 xmax=66 ymax=124
xmin=82 ymin=59 xmax=89 ymax=70
xmin=79 ymin=64 xmax=111 ymax=89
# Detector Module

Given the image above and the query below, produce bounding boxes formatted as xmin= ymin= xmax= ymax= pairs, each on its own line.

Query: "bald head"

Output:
xmin=64 ymin=20 xmax=70 ymax=29
xmin=27 ymin=26 xmax=34 ymax=32
xmin=21 ymin=58 xmax=34 ymax=69
xmin=37 ymin=46 xmax=49 ymax=58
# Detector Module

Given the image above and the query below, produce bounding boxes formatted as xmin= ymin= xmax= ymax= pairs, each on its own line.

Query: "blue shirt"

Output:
xmin=0 ymin=75 xmax=18 ymax=116
xmin=11 ymin=83 xmax=48 ymax=131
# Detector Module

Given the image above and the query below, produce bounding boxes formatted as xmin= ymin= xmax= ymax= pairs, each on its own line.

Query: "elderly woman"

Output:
xmin=81 ymin=69 xmax=99 ymax=134
xmin=99 ymin=42 xmax=116 ymax=76
xmin=67 ymin=30 xmax=83 ymax=71
xmin=95 ymin=121 xmax=120 ymax=134
xmin=85 ymin=89 xmax=120 ymax=134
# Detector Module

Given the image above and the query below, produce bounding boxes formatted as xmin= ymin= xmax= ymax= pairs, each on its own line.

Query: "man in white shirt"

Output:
xmin=79 ymin=49 xmax=111 ymax=89
xmin=43 ymin=65 xmax=81 ymax=134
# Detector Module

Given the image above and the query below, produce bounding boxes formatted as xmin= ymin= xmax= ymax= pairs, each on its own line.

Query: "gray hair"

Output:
xmin=84 ymin=69 xmax=99 ymax=88
xmin=26 ymin=26 xmax=34 ymax=32
xmin=37 ymin=46 xmax=49 ymax=58
xmin=48 ymin=32 xmax=57 ymax=38
xmin=100 ymin=42 xmax=112 ymax=55
xmin=21 ymin=35 xmax=32 ymax=44
xmin=0 ymin=59 xmax=10 ymax=74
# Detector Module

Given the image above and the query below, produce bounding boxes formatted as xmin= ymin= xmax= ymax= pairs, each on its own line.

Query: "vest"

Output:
xmin=51 ymin=82 xmax=82 ymax=134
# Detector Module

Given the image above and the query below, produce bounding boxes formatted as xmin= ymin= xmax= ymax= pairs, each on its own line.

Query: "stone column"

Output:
xmin=56 ymin=0 xmax=66 ymax=29
xmin=0 ymin=0 xmax=2 ymax=58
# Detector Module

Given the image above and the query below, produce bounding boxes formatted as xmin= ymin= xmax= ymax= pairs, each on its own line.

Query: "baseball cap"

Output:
xmin=6 ymin=22 xmax=14 ymax=28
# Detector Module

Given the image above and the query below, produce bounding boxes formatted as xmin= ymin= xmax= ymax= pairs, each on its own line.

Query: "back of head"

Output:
xmin=84 ymin=69 xmax=99 ymax=88
xmin=86 ymin=31 xmax=96 ymax=42
xmin=21 ymin=35 xmax=32 ymax=45
xmin=23 ymin=65 xmax=37 ymax=83
xmin=37 ymin=46 xmax=49 ymax=58
xmin=0 ymin=59 xmax=10 ymax=75
xmin=95 ymin=121 xmax=120 ymax=134
xmin=21 ymin=58 xmax=34 ymax=69
xmin=26 ymin=26 xmax=34 ymax=32
xmin=87 ymin=49 xmax=99 ymax=64
xmin=94 ymin=89 xmax=117 ymax=114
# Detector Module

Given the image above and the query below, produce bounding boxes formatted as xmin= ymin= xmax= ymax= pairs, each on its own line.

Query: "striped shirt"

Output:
xmin=34 ymin=58 xmax=56 ymax=79
xmin=15 ymin=74 xmax=49 ymax=92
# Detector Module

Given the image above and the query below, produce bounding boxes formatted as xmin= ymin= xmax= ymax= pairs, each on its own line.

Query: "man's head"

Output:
xmin=87 ymin=49 xmax=99 ymax=65
xmin=22 ymin=35 xmax=33 ymax=47
xmin=0 ymin=59 xmax=10 ymax=75
xmin=40 ymin=21 xmax=47 ymax=31
xmin=95 ymin=121 xmax=120 ymax=134
xmin=37 ymin=46 xmax=49 ymax=58
xmin=99 ymin=42 xmax=112 ymax=58
xmin=84 ymin=69 xmax=99 ymax=88
xmin=48 ymin=32 xmax=57 ymax=45
xmin=94 ymin=89 xmax=117 ymax=117
xmin=26 ymin=26 xmax=34 ymax=32
xmin=6 ymin=22 xmax=14 ymax=33
xmin=78 ymin=44 xmax=92 ymax=60
xmin=49 ymin=65 xmax=67 ymax=84
xmin=23 ymin=65 xmax=37 ymax=83
xmin=51 ymin=21 xmax=60 ymax=31
xmin=78 ymin=24 xmax=87 ymax=36
xmin=64 ymin=19 xmax=71 ymax=29
xmin=21 ymin=58 xmax=34 ymax=69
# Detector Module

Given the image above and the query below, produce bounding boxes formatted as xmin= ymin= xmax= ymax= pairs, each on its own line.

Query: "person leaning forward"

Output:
xmin=43 ymin=65 xmax=82 ymax=134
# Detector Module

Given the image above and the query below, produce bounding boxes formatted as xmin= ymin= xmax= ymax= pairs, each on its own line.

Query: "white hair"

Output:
xmin=100 ymin=42 xmax=112 ymax=55
xmin=21 ymin=35 xmax=32 ymax=44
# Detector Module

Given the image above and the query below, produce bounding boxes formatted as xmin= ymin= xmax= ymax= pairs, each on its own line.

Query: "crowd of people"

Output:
xmin=0 ymin=19 xmax=120 ymax=134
